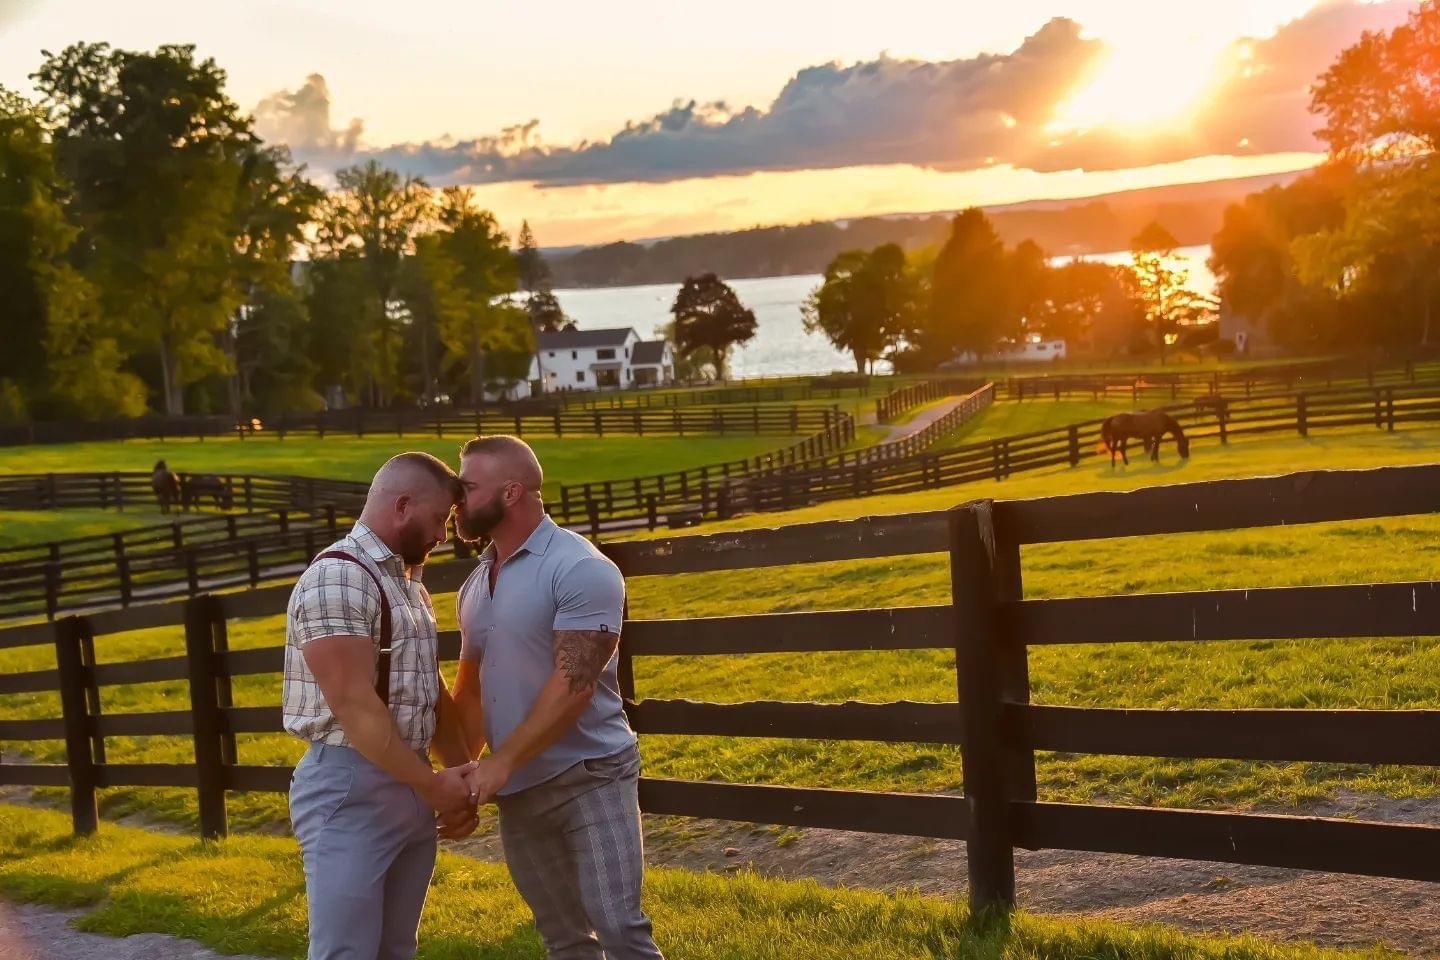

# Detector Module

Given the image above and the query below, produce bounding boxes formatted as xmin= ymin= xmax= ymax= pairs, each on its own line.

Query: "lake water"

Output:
xmin=553 ymin=245 xmax=1215 ymax=379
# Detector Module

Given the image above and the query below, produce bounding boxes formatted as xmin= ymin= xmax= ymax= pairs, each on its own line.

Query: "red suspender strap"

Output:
xmin=312 ymin=551 xmax=392 ymax=705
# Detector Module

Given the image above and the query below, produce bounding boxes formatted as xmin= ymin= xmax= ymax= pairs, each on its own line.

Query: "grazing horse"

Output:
xmin=151 ymin=460 xmax=181 ymax=514
xmin=181 ymin=473 xmax=234 ymax=511
xmin=1100 ymin=410 xmax=1190 ymax=467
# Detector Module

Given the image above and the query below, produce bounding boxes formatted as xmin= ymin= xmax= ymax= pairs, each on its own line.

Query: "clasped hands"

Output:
xmin=425 ymin=756 xmax=512 ymax=840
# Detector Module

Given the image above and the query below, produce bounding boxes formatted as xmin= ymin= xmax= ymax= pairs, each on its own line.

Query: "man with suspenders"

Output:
xmin=283 ymin=452 xmax=478 ymax=960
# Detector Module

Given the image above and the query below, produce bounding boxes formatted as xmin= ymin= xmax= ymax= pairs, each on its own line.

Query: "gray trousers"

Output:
xmin=289 ymin=743 xmax=437 ymax=960
xmin=498 ymin=745 xmax=664 ymax=959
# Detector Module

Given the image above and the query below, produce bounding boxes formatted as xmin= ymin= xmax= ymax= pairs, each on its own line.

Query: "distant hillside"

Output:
xmin=543 ymin=170 xmax=1306 ymax=288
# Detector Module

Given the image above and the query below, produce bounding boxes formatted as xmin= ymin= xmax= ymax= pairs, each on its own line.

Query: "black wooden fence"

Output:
xmin=874 ymin=379 xmax=986 ymax=423
xmin=2 ymin=463 xmax=1438 ymax=913
xmin=1002 ymin=356 xmax=1429 ymax=402
xmin=0 ymin=402 xmax=844 ymax=447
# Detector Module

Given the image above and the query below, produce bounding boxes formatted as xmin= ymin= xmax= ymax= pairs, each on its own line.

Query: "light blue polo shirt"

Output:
xmin=458 ymin=515 xmax=636 ymax=795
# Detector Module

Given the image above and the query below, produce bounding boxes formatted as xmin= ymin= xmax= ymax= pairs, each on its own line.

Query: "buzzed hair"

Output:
xmin=370 ymin=451 xmax=461 ymax=502
xmin=460 ymin=435 xmax=543 ymax=491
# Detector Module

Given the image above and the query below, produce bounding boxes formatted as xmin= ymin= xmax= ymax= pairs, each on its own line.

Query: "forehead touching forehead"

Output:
xmin=459 ymin=435 xmax=543 ymax=491
xmin=369 ymin=452 xmax=460 ymax=511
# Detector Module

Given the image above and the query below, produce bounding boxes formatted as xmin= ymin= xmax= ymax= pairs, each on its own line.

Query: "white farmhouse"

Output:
xmin=529 ymin=327 xmax=676 ymax=393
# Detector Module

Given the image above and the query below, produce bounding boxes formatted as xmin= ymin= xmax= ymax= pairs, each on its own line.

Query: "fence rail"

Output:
xmin=3 ymin=463 xmax=1438 ymax=913
xmin=1002 ymin=356 xmax=1429 ymax=402
xmin=0 ymin=402 xmax=846 ymax=447
xmin=875 ymin=379 xmax=985 ymax=422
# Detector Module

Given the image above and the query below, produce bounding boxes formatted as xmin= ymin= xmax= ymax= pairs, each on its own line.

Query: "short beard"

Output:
xmin=397 ymin=520 xmax=439 ymax=567
xmin=456 ymin=493 xmax=506 ymax=543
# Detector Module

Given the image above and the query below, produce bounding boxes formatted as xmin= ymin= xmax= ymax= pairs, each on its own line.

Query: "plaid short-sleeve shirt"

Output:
xmin=282 ymin=522 xmax=440 ymax=750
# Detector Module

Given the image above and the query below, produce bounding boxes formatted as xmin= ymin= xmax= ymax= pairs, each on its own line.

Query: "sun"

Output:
xmin=1048 ymin=37 xmax=1235 ymax=134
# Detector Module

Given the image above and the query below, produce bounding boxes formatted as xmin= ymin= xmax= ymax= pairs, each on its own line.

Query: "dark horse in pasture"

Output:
xmin=1100 ymin=410 xmax=1190 ymax=467
xmin=151 ymin=460 xmax=181 ymax=513
xmin=181 ymin=473 xmax=234 ymax=510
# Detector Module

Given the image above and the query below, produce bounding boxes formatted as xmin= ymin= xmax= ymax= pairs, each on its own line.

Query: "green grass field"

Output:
xmin=0 ymin=435 xmax=802 ymax=495
xmin=0 ymin=804 xmax=1385 ymax=960
xmin=931 ymin=399 xmax=1138 ymax=450
xmin=2 ymin=425 xmax=1439 ymax=832
xmin=0 ymin=509 xmax=176 ymax=549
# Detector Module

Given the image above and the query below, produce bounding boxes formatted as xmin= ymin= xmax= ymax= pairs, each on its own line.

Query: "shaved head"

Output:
xmin=360 ymin=452 xmax=460 ymax=565
xmin=456 ymin=435 xmax=545 ymax=542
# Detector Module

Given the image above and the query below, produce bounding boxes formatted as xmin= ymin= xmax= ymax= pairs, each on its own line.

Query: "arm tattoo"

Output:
xmin=554 ymin=629 xmax=619 ymax=696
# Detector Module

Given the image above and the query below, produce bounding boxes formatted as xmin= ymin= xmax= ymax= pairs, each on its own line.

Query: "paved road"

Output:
xmin=0 ymin=900 xmax=272 ymax=960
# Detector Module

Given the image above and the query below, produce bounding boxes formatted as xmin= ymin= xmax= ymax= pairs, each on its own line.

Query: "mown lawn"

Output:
xmin=0 ymin=804 xmax=1389 ymax=960
xmin=0 ymin=434 xmax=803 ymax=497
xmin=2 ymin=426 xmax=1438 ymax=830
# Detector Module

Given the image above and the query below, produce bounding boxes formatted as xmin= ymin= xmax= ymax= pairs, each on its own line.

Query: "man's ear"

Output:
xmin=394 ymin=493 xmax=412 ymax=518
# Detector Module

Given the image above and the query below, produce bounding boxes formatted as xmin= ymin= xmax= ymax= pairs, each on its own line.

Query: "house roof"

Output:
xmin=536 ymin=327 xmax=635 ymax=350
xmin=631 ymin=340 xmax=669 ymax=365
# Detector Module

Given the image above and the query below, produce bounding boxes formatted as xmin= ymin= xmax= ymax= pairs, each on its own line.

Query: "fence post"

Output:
xmin=184 ymin=593 xmax=229 ymax=839
xmin=1067 ymin=425 xmax=1080 ymax=467
xmin=949 ymin=501 xmax=1025 ymax=915
xmin=247 ymin=541 xmax=260 ymax=587
xmin=117 ymin=554 xmax=133 ymax=607
xmin=586 ymin=499 xmax=601 ymax=541
xmin=53 ymin=616 xmax=99 ymax=836
xmin=1386 ymin=387 xmax=1396 ymax=432
xmin=43 ymin=562 xmax=61 ymax=621
xmin=646 ymin=494 xmax=658 ymax=531
xmin=1297 ymin=393 xmax=1308 ymax=437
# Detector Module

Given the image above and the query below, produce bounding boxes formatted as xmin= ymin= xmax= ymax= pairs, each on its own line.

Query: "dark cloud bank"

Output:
xmin=253 ymin=1 xmax=1413 ymax=185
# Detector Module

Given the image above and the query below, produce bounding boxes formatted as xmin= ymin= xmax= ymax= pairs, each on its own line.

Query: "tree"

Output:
xmin=33 ymin=42 xmax=309 ymax=415
xmin=526 ymin=289 xmax=572 ymax=333
xmin=0 ymin=88 xmax=67 ymax=418
xmin=1128 ymin=222 xmax=1214 ymax=362
xmin=927 ymin=209 xmax=1014 ymax=361
xmin=1311 ymin=2 xmax=1440 ymax=166
xmin=316 ymin=159 xmax=430 ymax=405
xmin=670 ymin=274 xmax=757 ymax=380
xmin=803 ymin=244 xmax=919 ymax=373
xmin=422 ymin=187 xmax=529 ymax=405
xmin=1208 ymin=167 xmax=1350 ymax=350
xmin=1038 ymin=259 xmax=1141 ymax=351
xmin=514 ymin=219 xmax=551 ymax=293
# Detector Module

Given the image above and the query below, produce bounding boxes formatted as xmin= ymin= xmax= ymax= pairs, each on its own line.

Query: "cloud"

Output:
xmin=254 ymin=0 xmax=1413 ymax=186
xmin=1027 ymin=0 xmax=1415 ymax=171
xmin=252 ymin=73 xmax=363 ymax=172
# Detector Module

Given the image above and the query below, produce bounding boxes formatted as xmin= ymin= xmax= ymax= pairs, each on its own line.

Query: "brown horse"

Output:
xmin=1100 ymin=410 xmax=1190 ymax=467
xmin=181 ymin=473 xmax=234 ymax=511
xmin=151 ymin=460 xmax=181 ymax=513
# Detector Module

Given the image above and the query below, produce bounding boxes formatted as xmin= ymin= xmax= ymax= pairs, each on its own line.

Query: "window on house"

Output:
xmin=571 ymin=350 xmax=578 ymax=359
xmin=597 ymin=348 xmax=616 ymax=360
xmin=575 ymin=371 xmax=585 ymax=382
xmin=547 ymin=351 xmax=555 ymax=358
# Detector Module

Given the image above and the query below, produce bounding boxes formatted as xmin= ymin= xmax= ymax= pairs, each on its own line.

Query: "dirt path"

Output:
xmin=446 ymin=789 xmax=1440 ymax=956
xmin=0 ymin=900 xmax=267 ymax=960
xmin=878 ymin=396 xmax=967 ymax=444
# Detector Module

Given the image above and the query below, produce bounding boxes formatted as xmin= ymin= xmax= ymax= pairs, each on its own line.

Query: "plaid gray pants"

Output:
xmin=497 ymin=745 xmax=664 ymax=959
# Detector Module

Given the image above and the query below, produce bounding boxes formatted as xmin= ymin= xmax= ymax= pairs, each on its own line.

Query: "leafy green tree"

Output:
xmin=32 ymin=43 xmax=271 ymax=414
xmin=803 ymin=243 xmax=920 ymax=373
xmin=1311 ymin=3 xmax=1440 ymax=166
xmin=421 ymin=187 xmax=529 ymax=405
xmin=526 ymin=289 xmax=572 ymax=333
xmin=316 ymin=159 xmax=430 ymax=405
xmin=670 ymin=274 xmax=757 ymax=380
xmin=926 ymin=208 xmax=1013 ymax=361
xmin=1129 ymin=222 xmax=1214 ymax=362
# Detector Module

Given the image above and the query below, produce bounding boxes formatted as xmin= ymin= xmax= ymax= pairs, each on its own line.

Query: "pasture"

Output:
xmin=3 ymin=424 xmax=1439 ymax=833
xmin=0 ymin=434 xmax=804 ymax=499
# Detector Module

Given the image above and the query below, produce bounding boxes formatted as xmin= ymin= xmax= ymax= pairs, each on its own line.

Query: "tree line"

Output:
xmin=2 ymin=43 xmax=564 ymax=423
